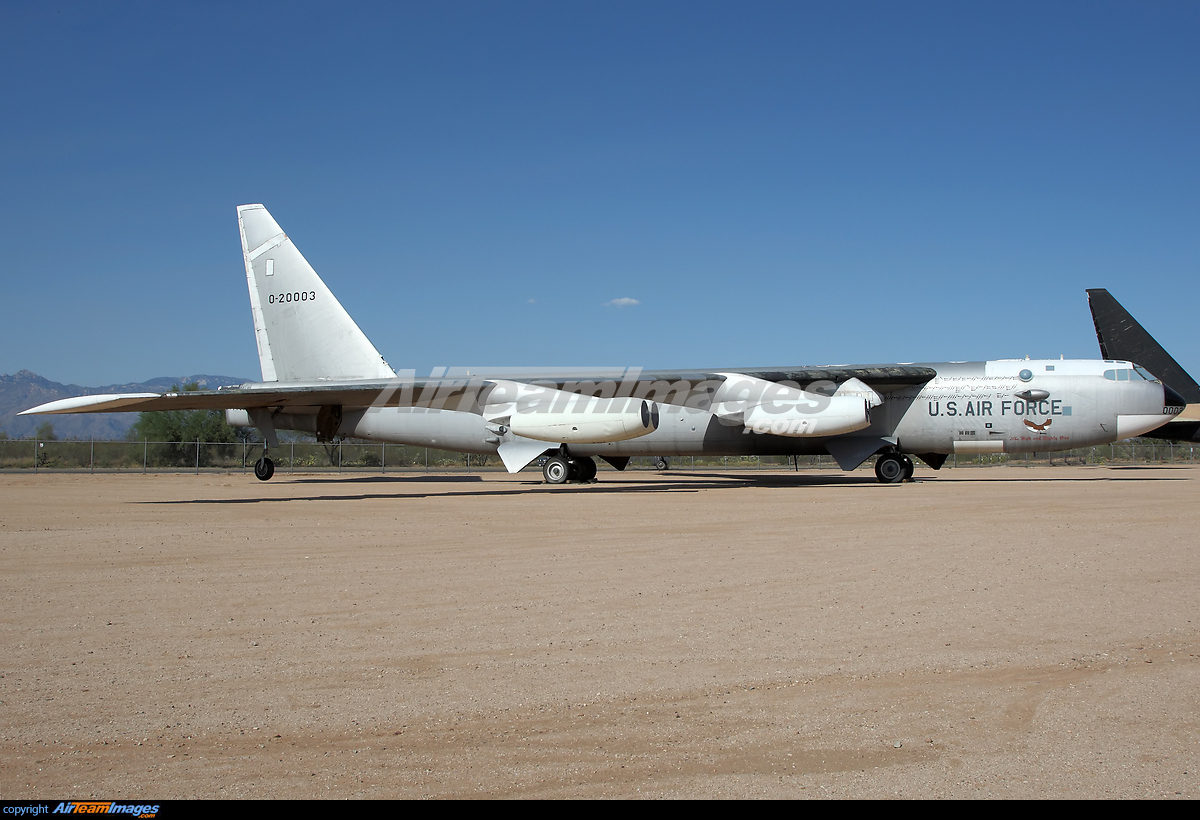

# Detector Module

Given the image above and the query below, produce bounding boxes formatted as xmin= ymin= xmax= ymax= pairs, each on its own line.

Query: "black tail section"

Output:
xmin=1086 ymin=288 xmax=1200 ymax=404
xmin=1087 ymin=288 xmax=1200 ymax=442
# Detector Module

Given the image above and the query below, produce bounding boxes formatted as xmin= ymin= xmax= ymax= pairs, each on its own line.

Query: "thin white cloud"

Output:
xmin=605 ymin=297 xmax=640 ymax=307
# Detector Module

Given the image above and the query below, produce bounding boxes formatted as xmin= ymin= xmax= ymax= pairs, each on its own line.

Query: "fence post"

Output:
xmin=34 ymin=438 xmax=37 ymax=473
xmin=195 ymin=439 xmax=200 ymax=474
xmin=90 ymin=438 xmax=94 ymax=474
xmin=382 ymin=442 xmax=386 ymax=474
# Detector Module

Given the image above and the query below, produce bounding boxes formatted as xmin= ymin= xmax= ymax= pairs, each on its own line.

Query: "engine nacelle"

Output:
xmin=742 ymin=396 xmax=870 ymax=437
xmin=713 ymin=372 xmax=872 ymax=438
xmin=484 ymin=380 xmax=660 ymax=443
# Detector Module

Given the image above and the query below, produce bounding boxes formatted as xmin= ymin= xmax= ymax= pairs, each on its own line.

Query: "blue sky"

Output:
xmin=1 ymin=1 xmax=1197 ymax=386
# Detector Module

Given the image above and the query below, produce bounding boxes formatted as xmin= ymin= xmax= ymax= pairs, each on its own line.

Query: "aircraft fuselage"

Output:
xmin=255 ymin=358 xmax=1177 ymax=464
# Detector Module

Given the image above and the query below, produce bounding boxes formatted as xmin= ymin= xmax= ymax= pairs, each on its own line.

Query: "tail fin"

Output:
xmin=238 ymin=204 xmax=394 ymax=382
xmin=1086 ymin=288 xmax=1200 ymax=404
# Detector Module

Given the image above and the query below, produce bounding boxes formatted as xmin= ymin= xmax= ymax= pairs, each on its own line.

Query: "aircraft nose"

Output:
xmin=1164 ymin=383 xmax=1187 ymax=413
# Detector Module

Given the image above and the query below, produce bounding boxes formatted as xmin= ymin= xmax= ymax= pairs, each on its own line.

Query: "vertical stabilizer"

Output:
xmin=1086 ymin=288 xmax=1200 ymax=404
xmin=238 ymin=204 xmax=395 ymax=382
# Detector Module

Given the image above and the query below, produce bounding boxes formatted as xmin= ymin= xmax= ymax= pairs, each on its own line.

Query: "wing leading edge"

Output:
xmin=20 ymin=366 xmax=938 ymax=417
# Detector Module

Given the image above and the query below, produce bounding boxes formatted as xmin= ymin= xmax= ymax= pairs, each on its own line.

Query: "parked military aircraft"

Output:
xmin=1086 ymin=288 xmax=1200 ymax=442
xmin=21 ymin=205 xmax=1186 ymax=483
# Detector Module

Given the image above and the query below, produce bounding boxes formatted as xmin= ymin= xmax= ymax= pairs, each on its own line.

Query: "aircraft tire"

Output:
xmin=653 ymin=457 xmax=669 ymax=471
xmin=575 ymin=457 xmax=597 ymax=482
xmin=900 ymin=455 xmax=915 ymax=481
xmin=874 ymin=454 xmax=904 ymax=484
xmin=254 ymin=456 xmax=275 ymax=482
xmin=543 ymin=456 xmax=570 ymax=484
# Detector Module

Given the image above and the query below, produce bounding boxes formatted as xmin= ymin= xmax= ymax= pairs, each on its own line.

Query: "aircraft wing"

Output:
xmin=20 ymin=365 xmax=938 ymax=416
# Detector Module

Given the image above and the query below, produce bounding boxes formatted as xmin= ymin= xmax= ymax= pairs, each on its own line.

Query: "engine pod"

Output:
xmin=484 ymin=380 xmax=660 ymax=443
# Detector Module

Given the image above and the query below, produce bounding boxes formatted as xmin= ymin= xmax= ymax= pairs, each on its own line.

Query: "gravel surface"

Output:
xmin=1 ymin=466 xmax=1197 ymax=798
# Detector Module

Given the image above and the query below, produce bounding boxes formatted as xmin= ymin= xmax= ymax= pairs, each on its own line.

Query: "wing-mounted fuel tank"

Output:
xmin=710 ymin=373 xmax=875 ymax=437
xmin=481 ymin=380 xmax=660 ymax=443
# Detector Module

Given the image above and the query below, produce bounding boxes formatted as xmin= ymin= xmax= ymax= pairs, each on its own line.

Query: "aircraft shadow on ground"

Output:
xmin=138 ymin=467 xmax=1186 ymax=506
xmin=142 ymin=471 xmax=880 ymax=504
xmin=291 ymin=474 xmax=486 ymax=484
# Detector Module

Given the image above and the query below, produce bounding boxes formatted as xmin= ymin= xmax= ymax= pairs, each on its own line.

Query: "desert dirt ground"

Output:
xmin=1 ymin=465 xmax=1197 ymax=799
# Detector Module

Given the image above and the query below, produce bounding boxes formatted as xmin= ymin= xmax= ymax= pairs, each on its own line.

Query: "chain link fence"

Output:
xmin=1 ymin=438 xmax=1196 ymax=474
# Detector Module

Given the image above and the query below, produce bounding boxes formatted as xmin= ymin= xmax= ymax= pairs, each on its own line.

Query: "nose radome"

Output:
xmin=1163 ymin=383 xmax=1187 ymax=411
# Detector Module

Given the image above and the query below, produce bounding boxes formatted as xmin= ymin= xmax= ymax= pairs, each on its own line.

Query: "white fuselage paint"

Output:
xmin=281 ymin=359 xmax=1174 ymax=462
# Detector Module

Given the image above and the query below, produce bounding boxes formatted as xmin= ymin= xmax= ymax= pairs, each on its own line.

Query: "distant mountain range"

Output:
xmin=0 ymin=370 xmax=249 ymax=440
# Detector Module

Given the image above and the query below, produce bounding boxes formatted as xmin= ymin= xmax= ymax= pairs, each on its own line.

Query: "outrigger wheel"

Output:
xmin=254 ymin=456 xmax=275 ymax=482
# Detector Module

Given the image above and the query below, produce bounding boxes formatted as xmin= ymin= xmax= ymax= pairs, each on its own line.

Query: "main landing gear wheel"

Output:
xmin=543 ymin=456 xmax=570 ymax=485
xmin=254 ymin=456 xmax=275 ymax=482
xmin=575 ymin=456 xmax=597 ymax=482
xmin=542 ymin=455 xmax=597 ymax=484
xmin=900 ymin=454 xmax=915 ymax=482
xmin=653 ymin=457 xmax=669 ymax=471
xmin=874 ymin=454 xmax=905 ymax=484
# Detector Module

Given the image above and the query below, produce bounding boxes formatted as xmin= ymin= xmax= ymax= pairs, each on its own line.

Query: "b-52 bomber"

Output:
xmin=22 ymin=205 xmax=1186 ymax=484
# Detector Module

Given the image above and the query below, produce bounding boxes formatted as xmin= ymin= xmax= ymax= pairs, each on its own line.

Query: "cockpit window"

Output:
xmin=1103 ymin=367 xmax=1157 ymax=382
